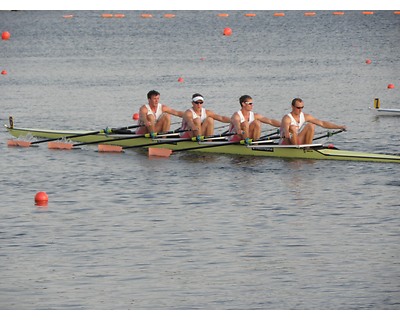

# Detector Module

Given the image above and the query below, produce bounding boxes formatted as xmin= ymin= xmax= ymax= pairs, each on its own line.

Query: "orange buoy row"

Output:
xmin=101 ymin=13 xmax=125 ymax=18
xmin=93 ymin=11 xmax=399 ymax=20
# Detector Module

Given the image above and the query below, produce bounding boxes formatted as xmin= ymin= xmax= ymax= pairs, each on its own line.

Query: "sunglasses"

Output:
xmin=295 ymin=106 xmax=304 ymax=109
xmin=244 ymin=102 xmax=253 ymax=105
xmin=193 ymin=101 xmax=204 ymax=104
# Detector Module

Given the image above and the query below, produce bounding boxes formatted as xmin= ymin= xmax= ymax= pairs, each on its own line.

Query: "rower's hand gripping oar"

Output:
xmin=7 ymin=124 xmax=142 ymax=148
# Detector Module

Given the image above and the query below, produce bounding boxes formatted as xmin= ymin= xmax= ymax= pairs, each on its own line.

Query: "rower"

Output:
xmin=135 ymin=90 xmax=183 ymax=137
xmin=229 ymin=95 xmax=281 ymax=144
xmin=280 ymin=98 xmax=347 ymax=145
xmin=179 ymin=93 xmax=231 ymax=140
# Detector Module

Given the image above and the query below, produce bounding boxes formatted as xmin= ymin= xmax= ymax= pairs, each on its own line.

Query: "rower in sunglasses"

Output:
xmin=280 ymin=98 xmax=347 ymax=145
xmin=229 ymin=95 xmax=281 ymax=143
xmin=180 ymin=93 xmax=230 ymax=140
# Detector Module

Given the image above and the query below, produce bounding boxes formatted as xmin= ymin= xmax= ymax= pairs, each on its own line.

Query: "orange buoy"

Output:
xmin=141 ymin=13 xmax=153 ymax=18
xmin=178 ymin=77 xmax=184 ymax=83
xmin=101 ymin=13 xmax=113 ymax=18
xmin=114 ymin=14 xmax=125 ymax=18
xmin=365 ymin=59 xmax=372 ymax=64
xmin=333 ymin=12 xmax=345 ymax=15
xmin=35 ymin=191 xmax=49 ymax=206
xmin=244 ymin=13 xmax=256 ymax=17
xmin=223 ymin=27 xmax=232 ymax=36
xmin=273 ymin=13 xmax=285 ymax=17
xmin=164 ymin=14 xmax=175 ymax=18
xmin=217 ymin=13 xmax=229 ymax=17
xmin=363 ymin=12 xmax=374 ymax=15
xmin=304 ymin=12 xmax=316 ymax=16
xmin=1 ymin=70 xmax=7 ymax=75
xmin=2 ymin=31 xmax=11 ymax=40
xmin=63 ymin=15 xmax=73 ymax=19
xmin=394 ymin=11 xmax=400 ymax=15
xmin=387 ymin=84 xmax=395 ymax=89
xmin=132 ymin=113 xmax=139 ymax=120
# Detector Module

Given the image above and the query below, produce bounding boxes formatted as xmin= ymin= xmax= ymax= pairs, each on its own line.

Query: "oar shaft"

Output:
xmin=76 ymin=128 xmax=189 ymax=147
xmin=313 ymin=129 xmax=344 ymax=141
xmin=31 ymin=124 xmax=142 ymax=145
xmin=123 ymin=131 xmax=235 ymax=150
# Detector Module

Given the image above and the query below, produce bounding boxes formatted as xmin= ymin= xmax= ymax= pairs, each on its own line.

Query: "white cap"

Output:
xmin=192 ymin=96 xmax=204 ymax=102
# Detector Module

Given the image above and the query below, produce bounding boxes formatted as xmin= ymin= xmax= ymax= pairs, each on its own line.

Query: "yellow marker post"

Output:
xmin=374 ymin=98 xmax=380 ymax=109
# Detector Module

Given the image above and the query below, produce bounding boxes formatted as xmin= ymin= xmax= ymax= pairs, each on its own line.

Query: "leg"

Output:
xmin=297 ymin=123 xmax=315 ymax=144
xmin=249 ymin=120 xmax=261 ymax=140
xmin=155 ymin=113 xmax=171 ymax=133
xmin=202 ymin=117 xmax=215 ymax=136
xmin=136 ymin=113 xmax=156 ymax=134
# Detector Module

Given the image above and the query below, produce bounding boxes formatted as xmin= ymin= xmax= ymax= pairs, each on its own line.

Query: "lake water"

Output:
xmin=0 ymin=10 xmax=399 ymax=310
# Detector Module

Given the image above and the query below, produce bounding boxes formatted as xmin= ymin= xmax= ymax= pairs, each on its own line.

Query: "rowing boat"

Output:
xmin=5 ymin=123 xmax=400 ymax=163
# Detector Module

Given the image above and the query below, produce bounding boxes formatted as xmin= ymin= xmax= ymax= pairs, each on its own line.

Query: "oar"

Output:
xmin=99 ymin=132 xmax=236 ymax=153
xmin=148 ymin=138 xmax=254 ymax=157
xmin=259 ymin=128 xmax=280 ymax=140
xmin=49 ymin=129 xmax=187 ymax=150
xmin=7 ymin=124 xmax=142 ymax=148
xmin=312 ymin=129 xmax=344 ymax=141
xmin=148 ymin=130 xmax=281 ymax=157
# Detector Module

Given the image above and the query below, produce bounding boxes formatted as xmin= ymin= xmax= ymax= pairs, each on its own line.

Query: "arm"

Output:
xmin=206 ymin=110 xmax=231 ymax=123
xmin=183 ymin=109 xmax=200 ymax=134
xmin=255 ymin=114 xmax=281 ymax=127
xmin=162 ymin=105 xmax=184 ymax=118
xmin=230 ymin=113 xmax=247 ymax=139
xmin=280 ymin=115 xmax=290 ymax=137
xmin=139 ymin=104 xmax=155 ymax=133
xmin=305 ymin=114 xmax=347 ymax=131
